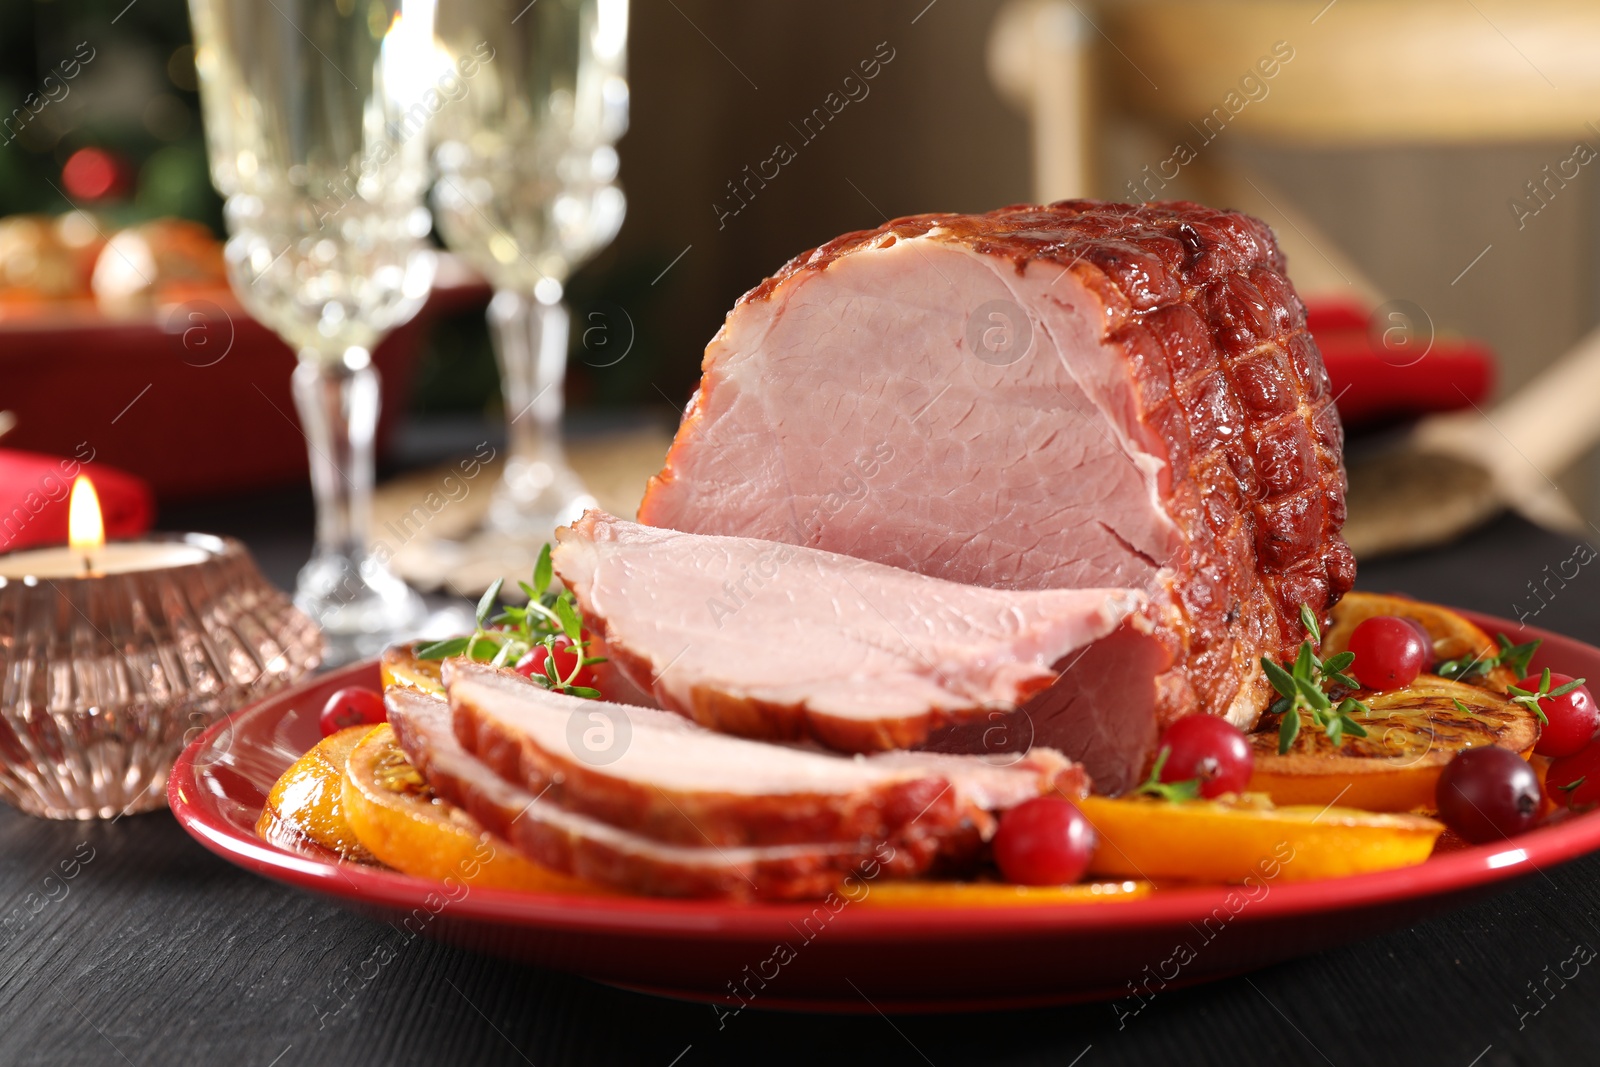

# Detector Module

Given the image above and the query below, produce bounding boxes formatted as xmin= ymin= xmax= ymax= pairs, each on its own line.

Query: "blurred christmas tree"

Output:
xmin=0 ymin=0 xmax=221 ymax=232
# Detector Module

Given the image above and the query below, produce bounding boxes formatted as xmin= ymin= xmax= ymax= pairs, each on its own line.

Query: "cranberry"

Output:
xmin=1436 ymin=746 xmax=1543 ymax=843
xmin=993 ymin=797 xmax=1096 ymax=885
xmin=1547 ymin=740 xmax=1600 ymax=809
xmin=516 ymin=636 xmax=596 ymax=690
xmin=1513 ymin=672 xmax=1597 ymax=757
xmin=1401 ymin=618 xmax=1434 ymax=658
xmin=319 ymin=686 xmax=386 ymax=737
xmin=1155 ymin=714 xmax=1254 ymax=798
xmin=1346 ymin=616 xmax=1427 ymax=691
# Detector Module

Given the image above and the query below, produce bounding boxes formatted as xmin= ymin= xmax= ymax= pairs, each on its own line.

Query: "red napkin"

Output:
xmin=1305 ymin=298 xmax=1496 ymax=428
xmin=0 ymin=449 xmax=155 ymax=554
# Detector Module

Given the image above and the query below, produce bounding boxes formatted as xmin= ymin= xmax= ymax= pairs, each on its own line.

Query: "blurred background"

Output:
xmin=3 ymin=0 xmax=1598 ymax=538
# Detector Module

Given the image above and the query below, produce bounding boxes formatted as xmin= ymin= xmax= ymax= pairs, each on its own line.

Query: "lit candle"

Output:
xmin=0 ymin=475 xmax=210 ymax=580
xmin=0 ymin=474 xmax=321 ymax=819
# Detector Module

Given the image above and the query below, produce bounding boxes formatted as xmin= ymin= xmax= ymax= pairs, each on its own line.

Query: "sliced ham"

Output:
xmin=445 ymin=658 xmax=1088 ymax=849
xmin=385 ymin=688 xmax=909 ymax=900
xmin=636 ymin=200 xmax=1355 ymax=789
xmin=551 ymin=511 xmax=1141 ymax=752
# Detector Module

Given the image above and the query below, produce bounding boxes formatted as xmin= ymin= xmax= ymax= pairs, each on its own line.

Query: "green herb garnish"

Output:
xmin=1265 ymin=604 xmax=1371 ymax=755
xmin=415 ymin=544 xmax=605 ymax=699
xmin=1133 ymin=746 xmax=1201 ymax=802
xmin=1436 ymin=633 xmax=1541 ymax=683
xmin=1505 ymin=667 xmax=1586 ymax=726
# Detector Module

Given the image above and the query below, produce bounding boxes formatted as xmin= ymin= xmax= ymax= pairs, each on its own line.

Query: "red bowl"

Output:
xmin=0 ymin=262 xmax=490 ymax=500
xmin=168 ymin=609 xmax=1600 ymax=1013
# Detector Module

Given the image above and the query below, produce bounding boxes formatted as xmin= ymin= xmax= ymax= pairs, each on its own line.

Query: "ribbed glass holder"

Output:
xmin=0 ymin=534 xmax=323 ymax=819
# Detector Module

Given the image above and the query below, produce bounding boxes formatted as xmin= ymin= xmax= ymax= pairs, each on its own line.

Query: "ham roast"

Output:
xmin=551 ymin=511 xmax=1141 ymax=751
xmin=637 ymin=200 xmax=1355 ymax=787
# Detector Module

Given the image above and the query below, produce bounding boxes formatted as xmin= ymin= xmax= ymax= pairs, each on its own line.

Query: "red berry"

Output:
xmin=515 ymin=636 xmax=596 ymax=690
xmin=992 ymin=797 xmax=1096 ymax=885
xmin=1436 ymin=746 xmax=1543 ymax=843
xmin=319 ymin=686 xmax=386 ymax=737
xmin=1514 ymin=672 xmax=1597 ymax=757
xmin=1155 ymin=714 xmax=1254 ymax=798
xmin=1547 ymin=740 xmax=1600 ymax=809
xmin=1347 ymin=616 xmax=1427 ymax=691
xmin=1401 ymin=618 xmax=1434 ymax=660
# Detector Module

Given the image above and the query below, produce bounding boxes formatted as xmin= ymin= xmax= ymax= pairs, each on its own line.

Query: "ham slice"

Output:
xmin=445 ymin=659 xmax=1088 ymax=848
xmin=385 ymin=688 xmax=906 ymax=900
xmin=637 ymin=200 xmax=1355 ymax=789
xmin=551 ymin=511 xmax=1141 ymax=752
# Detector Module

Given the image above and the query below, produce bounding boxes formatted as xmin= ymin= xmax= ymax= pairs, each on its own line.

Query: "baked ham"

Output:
xmin=386 ymin=688 xmax=903 ymax=900
xmin=638 ymin=199 xmax=1355 ymax=787
xmin=551 ymin=511 xmax=1141 ymax=751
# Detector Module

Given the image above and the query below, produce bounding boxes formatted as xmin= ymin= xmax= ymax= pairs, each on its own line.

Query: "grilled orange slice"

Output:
xmin=858 ymin=879 xmax=1151 ymax=906
xmin=1079 ymin=794 xmax=1442 ymax=883
xmin=1248 ymin=675 xmax=1539 ymax=812
xmin=256 ymin=726 xmax=377 ymax=861
xmin=341 ymin=724 xmax=608 ymax=893
xmin=1323 ymin=590 xmax=1516 ymax=691
xmin=380 ymin=642 xmax=445 ymax=695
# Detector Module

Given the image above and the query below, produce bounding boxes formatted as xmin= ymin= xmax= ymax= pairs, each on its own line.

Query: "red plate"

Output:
xmin=169 ymin=610 xmax=1600 ymax=1013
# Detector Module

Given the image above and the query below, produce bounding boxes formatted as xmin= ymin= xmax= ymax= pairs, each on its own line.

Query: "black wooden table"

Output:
xmin=3 ymin=492 xmax=1597 ymax=1066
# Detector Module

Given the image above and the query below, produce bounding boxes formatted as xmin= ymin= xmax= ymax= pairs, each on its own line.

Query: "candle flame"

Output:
xmin=68 ymin=476 xmax=105 ymax=551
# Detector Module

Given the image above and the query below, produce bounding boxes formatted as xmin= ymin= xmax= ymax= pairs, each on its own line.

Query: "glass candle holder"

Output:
xmin=0 ymin=534 xmax=322 ymax=819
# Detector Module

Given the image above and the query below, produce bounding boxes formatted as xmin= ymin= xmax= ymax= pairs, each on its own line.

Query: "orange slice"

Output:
xmin=380 ymin=642 xmax=445 ymax=695
xmin=1324 ymin=590 xmax=1516 ymax=691
xmin=857 ymin=879 xmax=1151 ymax=906
xmin=1079 ymin=794 xmax=1442 ymax=883
xmin=256 ymin=725 xmax=377 ymax=861
xmin=1248 ymin=674 xmax=1538 ymax=812
xmin=341 ymin=724 xmax=609 ymax=894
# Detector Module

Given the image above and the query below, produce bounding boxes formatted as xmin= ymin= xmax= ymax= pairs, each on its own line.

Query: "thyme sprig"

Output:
xmin=1436 ymin=633 xmax=1541 ymax=683
xmin=1506 ymin=667 xmax=1587 ymax=726
xmin=1133 ymin=746 xmax=1201 ymax=803
xmin=1264 ymin=604 xmax=1372 ymax=755
xmin=415 ymin=544 xmax=605 ymax=699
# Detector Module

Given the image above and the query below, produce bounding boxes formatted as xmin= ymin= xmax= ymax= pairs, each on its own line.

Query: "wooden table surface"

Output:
xmin=2 ymin=480 xmax=1597 ymax=1066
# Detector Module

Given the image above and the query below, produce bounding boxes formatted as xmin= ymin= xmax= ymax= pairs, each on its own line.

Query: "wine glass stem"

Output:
xmin=491 ymin=287 xmax=569 ymax=469
xmin=291 ymin=349 xmax=378 ymax=567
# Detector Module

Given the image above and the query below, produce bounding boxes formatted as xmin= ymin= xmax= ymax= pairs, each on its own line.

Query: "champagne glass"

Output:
xmin=188 ymin=0 xmax=439 ymax=662
xmin=431 ymin=0 xmax=628 ymax=542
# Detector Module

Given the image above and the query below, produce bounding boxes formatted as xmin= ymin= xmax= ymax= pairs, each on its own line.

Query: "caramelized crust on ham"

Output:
xmin=387 ymin=689 xmax=912 ymax=900
xmin=552 ymin=511 xmax=1141 ymax=752
xmin=638 ymin=200 xmax=1355 ymax=737
xmin=446 ymin=659 xmax=1088 ymax=849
